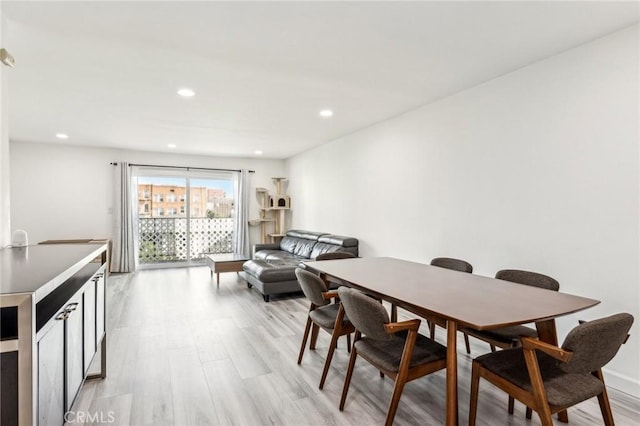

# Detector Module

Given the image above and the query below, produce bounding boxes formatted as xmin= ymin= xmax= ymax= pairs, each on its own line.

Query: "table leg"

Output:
xmin=216 ymin=273 xmax=220 ymax=287
xmin=535 ymin=319 xmax=558 ymax=345
xmin=446 ymin=320 xmax=459 ymax=426
xmin=535 ymin=319 xmax=568 ymax=423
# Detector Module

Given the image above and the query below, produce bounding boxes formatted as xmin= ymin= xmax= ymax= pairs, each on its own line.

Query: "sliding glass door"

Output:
xmin=136 ymin=169 xmax=235 ymax=267
xmin=188 ymin=177 xmax=235 ymax=260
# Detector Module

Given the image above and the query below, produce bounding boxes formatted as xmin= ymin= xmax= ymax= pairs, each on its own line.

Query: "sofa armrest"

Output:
xmin=253 ymin=243 xmax=280 ymax=255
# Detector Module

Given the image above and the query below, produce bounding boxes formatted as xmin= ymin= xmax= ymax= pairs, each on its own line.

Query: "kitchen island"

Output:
xmin=0 ymin=242 xmax=108 ymax=426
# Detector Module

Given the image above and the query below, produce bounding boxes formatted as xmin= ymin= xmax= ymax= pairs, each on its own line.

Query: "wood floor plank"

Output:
xmin=201 ymin=358 xmax=264 ymax=426
xmin=70 ymin=267 xmax=639 ymax=426
xmin=168 ymin=346 xmax=218 ymax=426
xmin=129 ymin=349 xmax=174 ymax=426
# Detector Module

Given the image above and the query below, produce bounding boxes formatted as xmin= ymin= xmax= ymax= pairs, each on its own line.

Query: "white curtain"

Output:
xmin=111 ymin=162 xmax=138 ymax=272
xmin=233 ymin=169 xmax=251 ymax=257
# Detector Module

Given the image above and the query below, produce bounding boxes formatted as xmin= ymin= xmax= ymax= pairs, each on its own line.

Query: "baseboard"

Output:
xmin=603 ymin=367 xmax=640 ymax=398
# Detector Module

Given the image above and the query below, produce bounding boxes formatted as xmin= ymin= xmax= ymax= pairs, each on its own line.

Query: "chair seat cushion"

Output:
xmin=309 ymin=303 xmax=351 ymax=330
xmin=476 ymin=348 xmax=605 ymax=407
xmin=355 ymin=332 xmax=447 ymax=373
xmin=464 ymin=324 xmax=538 ymax=345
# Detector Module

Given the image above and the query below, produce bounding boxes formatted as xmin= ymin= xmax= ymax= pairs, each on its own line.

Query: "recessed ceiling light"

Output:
xmin=55 ymin=133 xmax=68 ymax=139
xmin=168 ymin=144 xmax=177 ymax=148
xmin=177 ymin=88 xmax=195 ymax=97
xmin=319 ymin=109 xmax=333 ymax=117
xmin=254 ymin=150 xmax=263 ymax=155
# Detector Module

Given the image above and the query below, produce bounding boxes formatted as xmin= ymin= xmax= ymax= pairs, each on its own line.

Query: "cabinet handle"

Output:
xmin=55 ymin=311 xmax=69 ymax=321
xmin=65 ymin=302 xmax=79 ymax=312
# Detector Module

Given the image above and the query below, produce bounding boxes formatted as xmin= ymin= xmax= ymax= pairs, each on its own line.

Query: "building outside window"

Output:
xmin=136 ymin=174 xmax=235 ymax=265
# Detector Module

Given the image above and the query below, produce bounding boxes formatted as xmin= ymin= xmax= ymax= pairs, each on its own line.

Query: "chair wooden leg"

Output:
xmin=385 ymin=377 xmax=407 ymax=426
xmin=523 ymin=348 xmax=553 ymax=426
xmin=429 ymin=321 xmax=436 ymax=340
xmin=463 ymin=332 xmax=471 ymax=354
xmin=469 ymin=361 xmax=481 ymax=426
xmin=384 ymin=329 xmax=417 ymax=426
xmin=526 ymin=407 xmax=532 ymax=419
xmin=319 ymin=329 xmax=341 ymax=389
xmin=536 ymin=411 xmax=553 ymax=426
xmin=346 ymin=333 xmax=352 ymax=353
xmin=310 ymin=324 xmax=320 ymax=350
xmin=508 ymin=396 xmax=514 ymax=414
xmin=340 ymin=345 xmax=358 ymax=410
xmin=593 ymin=370 xmax=615 ymax=426
xmin=489 ymin=344 xmax=496 ymax=352
xmin=297 ymin=317 xmax=312 ymax=364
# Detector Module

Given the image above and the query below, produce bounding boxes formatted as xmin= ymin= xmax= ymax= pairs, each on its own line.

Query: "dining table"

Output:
xmin=303 ymin=257 xmax=600 ymax=426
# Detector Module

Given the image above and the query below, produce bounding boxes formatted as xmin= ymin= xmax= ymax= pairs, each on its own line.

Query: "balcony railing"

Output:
xmin=139 ymin=217 xmax=233 ymax=263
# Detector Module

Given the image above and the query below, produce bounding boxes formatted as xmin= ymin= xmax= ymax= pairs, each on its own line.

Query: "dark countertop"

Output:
xmin=0 ymin=243 xmax=107 ymax=302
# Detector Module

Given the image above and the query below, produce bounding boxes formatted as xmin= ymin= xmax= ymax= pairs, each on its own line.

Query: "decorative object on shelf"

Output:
xmin=11 ymin=229 xmax=28 ymax=247
xmin=1 ymin=48 xmax=15 ymax=67
xmin=249 ymin=177 xmax=290 ymax=243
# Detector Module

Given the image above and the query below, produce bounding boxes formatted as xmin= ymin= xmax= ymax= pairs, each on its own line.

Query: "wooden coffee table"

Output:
xmin=205 ymin=253 xmax=250 ymax=286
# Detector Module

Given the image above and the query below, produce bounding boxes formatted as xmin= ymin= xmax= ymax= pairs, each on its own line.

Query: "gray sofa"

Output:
xmin=242 ymin=230 xmax=359 ymax=301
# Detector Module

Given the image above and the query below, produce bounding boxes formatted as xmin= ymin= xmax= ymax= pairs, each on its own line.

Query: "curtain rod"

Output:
xmin=110 ymin=162 xmax=254 ymax=173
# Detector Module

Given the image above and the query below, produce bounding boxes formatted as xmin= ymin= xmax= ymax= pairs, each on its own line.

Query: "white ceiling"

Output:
xmin=3 ymin=1 xmax=638 ymax=159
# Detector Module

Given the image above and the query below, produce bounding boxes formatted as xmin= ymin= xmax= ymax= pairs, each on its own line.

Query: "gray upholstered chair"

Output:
xmin=315 ymin=251 xmax=356 ymax=289
xmin=469 ymin=313 xmax=634 ymax=426
xmin=295 ymin=268 xmax=354 ymax=389
xmin=430 ymin=257 xmax=473 ymax=273
xmin=337 ymin=286 xmax=447 ymax=426
xmin=426 ymin=257 xmax=474 ymax=350
xmin=462 ymin=269 xmax=560 ymax=354
xmin=462 ymin=269 xmax=560 ymax=417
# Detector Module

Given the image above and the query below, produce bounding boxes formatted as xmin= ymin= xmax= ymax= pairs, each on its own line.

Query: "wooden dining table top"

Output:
xmin=304 ymin=256 xmax=600 ymax=330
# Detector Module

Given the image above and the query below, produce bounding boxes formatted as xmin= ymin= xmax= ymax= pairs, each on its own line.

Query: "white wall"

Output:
xmin=0 ymin=5 xmax=10 ymax=247
xmin=9 ymin=142 xmax=286 ymax=247
xmin=287 ymin=26 xmax=639 ymax=396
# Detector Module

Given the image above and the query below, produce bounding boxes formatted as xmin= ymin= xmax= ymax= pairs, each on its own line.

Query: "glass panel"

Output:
xmin=137 ymin=176 xmax=187 ymax=264
xmin=135 ymin=172 xmax=236 ymax=266
xmin=189 ymin=178 xmax=235 ymax=260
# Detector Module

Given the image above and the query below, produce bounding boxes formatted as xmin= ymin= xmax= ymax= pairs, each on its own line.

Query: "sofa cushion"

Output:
xmin=279 ymin=236 xmax=299 ymax=254
xmin=293 ymin=238 xmax=317 ymax=258
xmin=309 ymin=242 xmax=343 ymax=259
xmin=310 ymin=235 xmax=359 ymax=258
xmin=285 ymin=230 xmax=327 ymax=240
xmin=255 ymin=250 xmax=301 ymax=261
xmin=243 ymin=259 xmax=298 ymax=283
xmin=318 ymin=234 xmax=358 ymax=247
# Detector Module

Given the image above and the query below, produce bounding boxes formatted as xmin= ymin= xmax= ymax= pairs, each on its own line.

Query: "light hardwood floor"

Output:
xmin=70 ymin=267 xmax=640 ymax=426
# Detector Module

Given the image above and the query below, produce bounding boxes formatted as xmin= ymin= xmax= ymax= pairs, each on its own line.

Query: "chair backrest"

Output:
xmin=495 ymin=269 xmax=559 ymax=291
xmin=338 ymin=287 xmax=391 ymax=341
xmin=316 ymin=251 xmax=356 ymax=261
xmin=430 ymin=257 xmax=473 ymax=273
xmin=295 ymin=268 xmax=329 ymax=307
xmin=560 ymin=313 xmax=633 ymax=374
